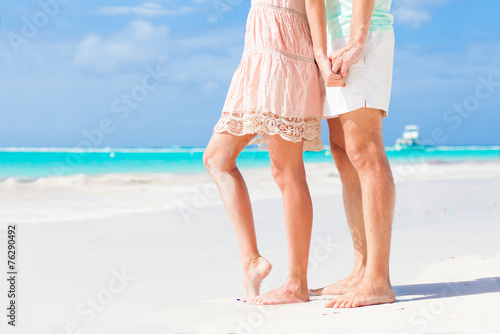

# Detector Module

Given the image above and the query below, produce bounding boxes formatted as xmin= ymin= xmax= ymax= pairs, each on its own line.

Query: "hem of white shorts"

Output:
xmin=322 ymin=103 xmax=389 ymax=119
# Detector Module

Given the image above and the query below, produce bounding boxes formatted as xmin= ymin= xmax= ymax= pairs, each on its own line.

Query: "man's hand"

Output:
xmin=316 ymin=54 xmax=346 ymax=87
xmin=329 ymin=42 xmax=364 ymax=78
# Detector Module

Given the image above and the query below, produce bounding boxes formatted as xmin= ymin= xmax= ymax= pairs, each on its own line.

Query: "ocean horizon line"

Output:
xmin=0 ymin=144 xmax=499 ymax=153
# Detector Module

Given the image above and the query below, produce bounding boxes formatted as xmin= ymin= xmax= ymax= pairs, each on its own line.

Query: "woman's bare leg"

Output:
xmin=203 ymin=132 xmax=272 ymax=298
xmin=248 ymin=135 xmax=312 ymax=305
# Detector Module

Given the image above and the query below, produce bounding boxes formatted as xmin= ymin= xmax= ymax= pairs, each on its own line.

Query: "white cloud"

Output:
xmin=73 ymin=20 xmax=170 ymax=74
xmin=393 ymin=7 xmax=430 ymax=27
xmin=391 ymin=0 xmax=450 ymax=28
xmin=98 ymin=2 xmax=198 ymax=17
xmin=72 ymin=18 xmax=246 ymax=93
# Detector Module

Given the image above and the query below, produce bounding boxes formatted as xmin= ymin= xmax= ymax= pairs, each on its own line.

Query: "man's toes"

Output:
xmin=325 ymin=299 xmax=338 ymax=308
xmin=352 ymin=300 xmax=361 ymax=308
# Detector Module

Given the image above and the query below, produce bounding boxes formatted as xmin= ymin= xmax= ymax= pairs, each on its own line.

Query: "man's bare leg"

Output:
xmin=325 ymin=108 xmax=396 ymax=308
xmin=310 ymin=117 xmax=367 ymax=296
xmin=203 ymin=132 xmax=272 ymax=299
xmin=248 ymin=135 xmax=312 ymax=305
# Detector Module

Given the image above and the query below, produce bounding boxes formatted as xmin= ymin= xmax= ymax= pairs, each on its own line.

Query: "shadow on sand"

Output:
xmin=394 ymin=277 xmax=500 ymax=302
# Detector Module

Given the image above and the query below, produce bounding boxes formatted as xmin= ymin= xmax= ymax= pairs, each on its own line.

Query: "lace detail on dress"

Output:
xmin=214 ymin=110 xmax=323 ymax=152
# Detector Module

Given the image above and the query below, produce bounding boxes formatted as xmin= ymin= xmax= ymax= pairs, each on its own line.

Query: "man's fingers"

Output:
xmin=331 ymin=59 xmax=342 ymax=75
xmin=328 ymin=51 xmax=338 ymax=61
xmin=340 ymin=61 xmax=350 ymax=77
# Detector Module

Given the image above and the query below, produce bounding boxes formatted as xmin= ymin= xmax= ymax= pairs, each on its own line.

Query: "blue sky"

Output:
xmin=0 ymin=0 xmax=499 ymax=148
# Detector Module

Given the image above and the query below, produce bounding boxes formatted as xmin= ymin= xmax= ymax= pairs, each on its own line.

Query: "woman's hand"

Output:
xmin=316 ymin=54 xmax=346 ymax=87
xmin=329 ymin=42 xmax=364 ymax=78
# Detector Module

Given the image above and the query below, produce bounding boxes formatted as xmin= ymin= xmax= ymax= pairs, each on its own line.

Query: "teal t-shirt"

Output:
xmin=326 ymin=0 xmax=394 ymax=40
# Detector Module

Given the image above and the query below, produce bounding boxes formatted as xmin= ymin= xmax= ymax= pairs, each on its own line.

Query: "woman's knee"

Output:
xmin=203 ymin=149 xmax=236 ymax=175
xmin=271 ymin=163 xmax=306 ymax=191
xmin=202 ymin=149 xmax=215 ymax=171
xmin=270 ymin=163 xmax=285 ymax=189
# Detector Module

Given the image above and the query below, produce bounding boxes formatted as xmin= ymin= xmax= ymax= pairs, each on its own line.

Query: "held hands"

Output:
xmin=317 ymin=42 xmax=365 ymax=88
xmin=317 ymin=54 xmax=345 ymax=87
xmin=329 ymin=42 xmax=364 ymax=79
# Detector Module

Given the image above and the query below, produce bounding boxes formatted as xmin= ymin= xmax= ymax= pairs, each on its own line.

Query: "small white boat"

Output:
xmin=394 ymin=125 xmax=425 ymax=150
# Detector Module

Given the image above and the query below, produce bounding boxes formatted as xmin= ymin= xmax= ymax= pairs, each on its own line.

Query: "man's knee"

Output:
xmin=345 ymin=140 xmax=385 ymax=171
xmin=329 ymin=138 xmax=347 ymax=160
xmin=330 ymin=138 xmax=358 ymax=174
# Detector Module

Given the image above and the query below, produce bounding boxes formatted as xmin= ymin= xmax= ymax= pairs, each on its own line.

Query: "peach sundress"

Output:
xmin=214 ymin=0 xmax=325 ymax=151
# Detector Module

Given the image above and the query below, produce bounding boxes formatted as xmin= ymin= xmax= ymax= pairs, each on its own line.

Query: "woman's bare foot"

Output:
xmin=309 ymin=272 xmax=364 ymax=296
xmin=242 ymin=256 xmax=272 ymax=299
xmin=325 ymin=279 xmax=396 ymax=308
xmin=247 ymin=279 xmax=309 ymax=305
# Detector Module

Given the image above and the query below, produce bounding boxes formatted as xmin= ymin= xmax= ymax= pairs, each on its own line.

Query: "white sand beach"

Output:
xmin=1 ymin=161 xmax=500 ymax=334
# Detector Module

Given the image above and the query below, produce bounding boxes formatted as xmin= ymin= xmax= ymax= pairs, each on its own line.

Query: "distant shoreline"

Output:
xmin=0 ymin=145 xmax=499 ymax=178
xmin=0 ymin=144 xmax=499 ymax=153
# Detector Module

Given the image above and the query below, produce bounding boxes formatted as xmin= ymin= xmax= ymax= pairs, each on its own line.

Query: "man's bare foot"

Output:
xmin=242 ymin=256 xmax=272 ymax=299
xmin=247 ymin=280 xmax=309 ymax=305
xmin=325 ymin=279 xmax=396 ymax=308
xmin=309 ymin=272 xmax=364 ymax=296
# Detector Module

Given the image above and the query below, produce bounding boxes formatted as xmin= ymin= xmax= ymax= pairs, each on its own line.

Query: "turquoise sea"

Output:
xmin=0 ymin=146 xmax=499 ymax=179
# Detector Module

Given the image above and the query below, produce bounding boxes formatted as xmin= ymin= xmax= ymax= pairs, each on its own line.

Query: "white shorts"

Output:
xmin=323 ymin=30 xmax=395 ymax=119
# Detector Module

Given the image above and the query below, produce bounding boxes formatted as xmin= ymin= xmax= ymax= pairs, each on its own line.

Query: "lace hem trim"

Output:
xmin=214 ymin=110 xmax=323 ymax=151
xmin=251 ymin=2 xmax=308 ymax=20
xmin=243 ymin=46 xmax=315 ymax=63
